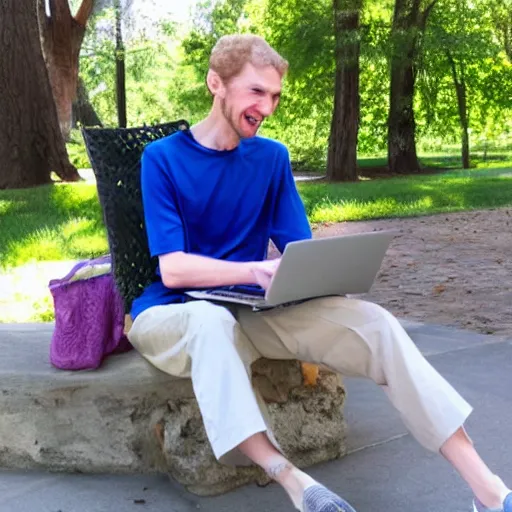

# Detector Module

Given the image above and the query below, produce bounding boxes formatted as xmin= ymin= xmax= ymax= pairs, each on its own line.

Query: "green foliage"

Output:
xmin=416 ymin=0 xmax=512 ymax=148
xmin=79 ymin=7 xmax=199 ymax=127
xmin=76 ymin=0 xmax=512 ymax=166
xmin=67 ymin=129 xmax=91 ymax=168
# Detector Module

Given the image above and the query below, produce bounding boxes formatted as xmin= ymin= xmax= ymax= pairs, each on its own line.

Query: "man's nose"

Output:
xmin=258 ymin=96 xmax=275 ymax=117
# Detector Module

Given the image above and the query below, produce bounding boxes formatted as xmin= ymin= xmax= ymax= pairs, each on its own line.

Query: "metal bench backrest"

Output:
xmin=82 ymin=120 xmax=189 ymax=312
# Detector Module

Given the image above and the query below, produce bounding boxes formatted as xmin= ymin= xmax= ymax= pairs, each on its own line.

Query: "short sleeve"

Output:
xmin=141 ymin=144 xmax=185 ymax=257
xmin=270 ymin=146 xmax=312 ymax=253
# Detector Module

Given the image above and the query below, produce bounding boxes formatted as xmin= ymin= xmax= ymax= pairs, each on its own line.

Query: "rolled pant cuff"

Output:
xmin=430 ymin=402 xmax=474 ymax=453
xmin=211 ymin=420 xmax=268 ymax=463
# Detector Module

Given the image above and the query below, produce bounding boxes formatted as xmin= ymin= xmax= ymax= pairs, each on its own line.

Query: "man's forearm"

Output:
xmin=159 ymin=251 xmax=256 ymax=289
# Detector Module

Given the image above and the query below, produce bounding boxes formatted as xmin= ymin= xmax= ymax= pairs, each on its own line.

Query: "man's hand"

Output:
xmin=159 ymin=251 xmax=281 ymax=290
xmin=250 ymin=258 xmax=281 ymax=290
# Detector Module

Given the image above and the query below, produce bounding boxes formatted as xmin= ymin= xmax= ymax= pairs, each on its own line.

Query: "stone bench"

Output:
xmin=0 ymin=324 xmax=347 ymax=496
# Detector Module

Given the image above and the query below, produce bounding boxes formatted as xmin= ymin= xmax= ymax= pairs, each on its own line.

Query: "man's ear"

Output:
xmin=206 ymin=69 xmax=225 ymax=98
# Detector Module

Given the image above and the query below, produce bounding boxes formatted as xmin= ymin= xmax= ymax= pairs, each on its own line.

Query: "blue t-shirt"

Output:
xmin=130 ymin=129 xmax=312 ymax=319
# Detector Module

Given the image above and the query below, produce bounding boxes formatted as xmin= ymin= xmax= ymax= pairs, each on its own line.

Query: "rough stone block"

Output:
xmin=0 ymin=325 xmax=347 ymax=496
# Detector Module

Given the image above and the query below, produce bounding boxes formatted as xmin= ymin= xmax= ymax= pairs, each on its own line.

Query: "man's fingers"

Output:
xmin=251 ymin=268 xmax=273 ymax=290
xmin=251 ymin=258 xmax=281 ymax=290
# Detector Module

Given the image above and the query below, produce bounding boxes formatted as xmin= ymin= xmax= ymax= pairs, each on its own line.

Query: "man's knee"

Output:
xmin=329 ymin=297 xmax=405 ymax=352
xmin=320 ymin=296 xmax=397 ymax=326
xmin=355 ymin=300 xmax=416 ymax=362
xmin=362 ymin=300 xmax=398 ymax=325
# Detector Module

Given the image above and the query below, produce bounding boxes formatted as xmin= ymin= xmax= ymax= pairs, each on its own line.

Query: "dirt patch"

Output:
xmin=311 ymin=207 xmax=512 ymax=338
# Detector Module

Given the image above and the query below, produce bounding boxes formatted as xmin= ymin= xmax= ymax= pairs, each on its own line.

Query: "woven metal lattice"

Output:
xmin=82 ymin=120 xmax=189 ymax=312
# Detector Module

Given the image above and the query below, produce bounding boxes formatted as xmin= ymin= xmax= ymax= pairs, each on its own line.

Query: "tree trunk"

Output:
xmin=504 ymin=19 xmax=512 ymax=61
xmin=388 ymin=53 xmax=420 ymax=173
xmin=72 ymin=76 xmax=103 ymax=128
xmin=326 ymin=0 xmax=362 ymax=182
xmin=115 ymin=0 xmax=127 ymax=128
xmin=38 ymin=0 xmax=94 ymax=140
xmin=460 ymin=103 xmax=470 ymax=169
xmin=0 ymin=0 xmax=80 ymax=189
xmin=447 ymin=51 xmax=470 ymax=169
xmin=387 ymin=0 xmax=437 ymax=174
xmin=495 ymin=11 xmax=512 ymax=62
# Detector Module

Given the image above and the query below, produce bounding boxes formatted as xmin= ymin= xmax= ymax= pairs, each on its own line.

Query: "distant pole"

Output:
xmin=114 ymin=0 xmax=127 ymax=128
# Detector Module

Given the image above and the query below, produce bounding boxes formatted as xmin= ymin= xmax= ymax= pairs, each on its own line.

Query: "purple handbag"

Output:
xmin=48 ymin=255 xmax=132 ymax=370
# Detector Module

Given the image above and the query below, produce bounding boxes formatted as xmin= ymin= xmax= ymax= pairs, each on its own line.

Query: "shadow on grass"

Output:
xmin=357 ymin=153 xmax=512 ymax=176
xmin=358 ymin=155 xmax=461 ymax=170
xmin=2 ymin=167 xmax=512 ymax=268
xmin=0 ymin=183 xmax=107 ymax=269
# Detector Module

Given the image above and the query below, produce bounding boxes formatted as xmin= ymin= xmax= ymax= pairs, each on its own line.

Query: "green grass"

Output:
xmin=2 ymin=162 xmax=512 ymax=323
xmin=0 ymin=183 xmax=107 ymax=269
xmin=299 ymin=167 xmax=512 ymax=223
xmin=66 ymin=130 xmax=91 ymax=169
xmin=358 ymin=151 xmax=512 ymax=171
xmin=1 ymin=165 xmax=512 ymax=270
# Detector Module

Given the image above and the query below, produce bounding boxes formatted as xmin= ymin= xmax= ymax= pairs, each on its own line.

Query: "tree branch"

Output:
xmin=74 ymin=0 xmax=94 ymax=27
xmin=420 ymin=0 xmax=438 ymax=30
xmin=504 ymin=22 xmax=512 ymax=61
xmin=410 ymin=0 xmax=421 ymax=26
xmin=445 ymin=48 xmax=459 ymax=87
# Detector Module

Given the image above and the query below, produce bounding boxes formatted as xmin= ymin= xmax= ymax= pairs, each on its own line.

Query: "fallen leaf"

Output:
xmin=433 ymin=284 xmax=446 ymax=294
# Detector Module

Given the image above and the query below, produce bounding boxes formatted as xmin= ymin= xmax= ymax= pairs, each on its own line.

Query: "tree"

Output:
xmin=265 ymin=0 xmax=366 ymax=180
xmin=489 ymin=0 xmax=512 ymax=62
xmin=326 ymin=0 xmax=363 ymax=181
xmin=263 ymin=0 xmax=335 ymax=166
xmin=387 ymin=0 xmax=437 ymax=173
xmin=114 ymin=0 xmax=127 ymax=127
xmin=0 ymin=0 xmax=81 ymax=189
xmin=38 ymin=0 xmax=95 ymax=140
xmin=72 ymin=76 xmax=103 ymax=127
xmin=446 ymin=49 xmax=470 ymax=168
xmin=418 ymin=0 xmax=503 ymax=168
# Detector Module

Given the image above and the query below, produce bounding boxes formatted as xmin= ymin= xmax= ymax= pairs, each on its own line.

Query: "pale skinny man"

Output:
xmin=127 ymin=34 xmax=511 ymax=512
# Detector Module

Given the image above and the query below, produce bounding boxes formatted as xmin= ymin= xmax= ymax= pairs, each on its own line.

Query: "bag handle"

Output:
xmin=49 ymin=254 xmax=111 ymax=290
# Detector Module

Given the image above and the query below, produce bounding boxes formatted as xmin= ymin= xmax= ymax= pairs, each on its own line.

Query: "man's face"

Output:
xmin=219 ymin=62 xmax=282 ymax=139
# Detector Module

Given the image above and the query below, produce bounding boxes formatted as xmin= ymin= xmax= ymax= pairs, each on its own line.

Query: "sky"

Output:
xmin=124 ymin=0 xmax=199 ymax=36
xmin=65 ymin=0 xmax=199 ymax=29
xmin=169 ymin=0 xmax=197 ymax=23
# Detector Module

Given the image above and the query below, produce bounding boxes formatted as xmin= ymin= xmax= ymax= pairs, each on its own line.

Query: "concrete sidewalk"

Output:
xmin=78 ymin=168 xmax=326 ymax=183
xmin=1 ymin=320 xmax=511 ymax=512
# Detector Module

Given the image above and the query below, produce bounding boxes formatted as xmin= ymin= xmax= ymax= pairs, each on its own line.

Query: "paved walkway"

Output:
xmin=78 ymin=168 xmax=325 ymax=183
xmin=0 ymin=320 xmax=511 ymax=512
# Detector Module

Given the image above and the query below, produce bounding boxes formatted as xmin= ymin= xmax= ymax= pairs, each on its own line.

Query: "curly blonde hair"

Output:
xmin=209 ymin=34 xmax=288 ymax=82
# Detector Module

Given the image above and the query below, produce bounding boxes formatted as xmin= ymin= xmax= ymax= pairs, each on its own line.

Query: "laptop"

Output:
xmin=185 ymin=230 xmax=395 ymax=310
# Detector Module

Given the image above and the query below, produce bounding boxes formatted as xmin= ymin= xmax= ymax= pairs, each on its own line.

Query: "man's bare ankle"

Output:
xmin=265 ymin=461 xmax=294 ymax=483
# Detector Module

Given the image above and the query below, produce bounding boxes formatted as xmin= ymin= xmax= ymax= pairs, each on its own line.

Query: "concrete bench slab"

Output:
xmin=0 ymin=324 xmax=347 ymax=496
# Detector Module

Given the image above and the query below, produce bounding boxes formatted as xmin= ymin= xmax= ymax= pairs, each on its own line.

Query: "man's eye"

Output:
xmin=252 ymin=88 xmax=264 ymax=94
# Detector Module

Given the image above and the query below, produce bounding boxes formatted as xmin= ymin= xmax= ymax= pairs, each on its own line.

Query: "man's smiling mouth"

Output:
xmin=245 ymin=114 xmax=260 ymax=126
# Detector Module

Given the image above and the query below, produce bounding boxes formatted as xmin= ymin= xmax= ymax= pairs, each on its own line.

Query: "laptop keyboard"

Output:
xmin=204 ymin=289 xmax=265 ymax=304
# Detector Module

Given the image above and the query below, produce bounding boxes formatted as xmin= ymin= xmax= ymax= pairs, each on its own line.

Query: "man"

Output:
xmin=127 ymin=34 xmax=511 ymax=512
